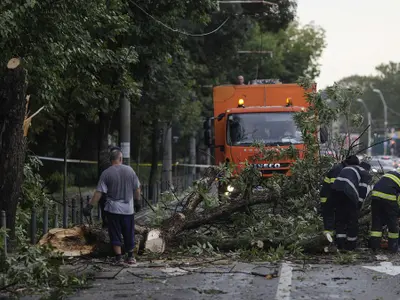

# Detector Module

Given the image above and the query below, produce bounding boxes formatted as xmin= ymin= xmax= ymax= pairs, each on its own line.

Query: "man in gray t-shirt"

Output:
xmin=83 ymin=147 xmax=141 ymax=265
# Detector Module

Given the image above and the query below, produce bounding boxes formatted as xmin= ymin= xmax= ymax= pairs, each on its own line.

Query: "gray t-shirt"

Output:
xmin=96 ymin=164 xmax=140 ymax=215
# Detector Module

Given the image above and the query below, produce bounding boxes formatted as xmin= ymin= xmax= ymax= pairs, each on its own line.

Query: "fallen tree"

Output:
xmin=39 ymin=78 xmax=380 ymax=257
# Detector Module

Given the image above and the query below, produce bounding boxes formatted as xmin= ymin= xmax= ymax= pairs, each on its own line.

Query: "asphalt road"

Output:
xmin=65 ymin=257 xmax=400 ymax=300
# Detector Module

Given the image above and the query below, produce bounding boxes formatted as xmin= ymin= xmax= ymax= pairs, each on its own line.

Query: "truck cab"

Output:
xmin=204 ymin=79 xmax=327 ymax=179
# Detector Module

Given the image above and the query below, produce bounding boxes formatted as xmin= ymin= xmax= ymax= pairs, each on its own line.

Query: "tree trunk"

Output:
xmin=189 ymin=132 xmax=196 ymax=183
xmin=0 ymin=58 xmax=28 ymax=240
xmin=148 ymin=119 xmax=159 ymax=200
xmin=119 ymin=90 xmax=131 ymax=166
xmin=161 ymin=123 xmax=172 ymax=192
xmin=97 ymin=111 xmax=112 ymax=228
xmin=62 ymin=114 xmax=69 ymax=228
xmin=97 ymin=111 xmax=112 ymax=176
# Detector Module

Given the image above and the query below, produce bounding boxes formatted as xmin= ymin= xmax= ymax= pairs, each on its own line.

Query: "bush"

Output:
xmin=45 ymin=172 xmax=75 ymax=194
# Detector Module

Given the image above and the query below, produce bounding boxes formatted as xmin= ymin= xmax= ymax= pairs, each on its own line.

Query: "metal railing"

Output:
xmin=0 ymin=174 xmax=200 ymax=257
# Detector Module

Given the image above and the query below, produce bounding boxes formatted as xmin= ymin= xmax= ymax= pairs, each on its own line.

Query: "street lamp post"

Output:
xmin=371 ymin=87 xmax=388 ymax=155
xmin=356 ymin=99 xmax=372 ymax=157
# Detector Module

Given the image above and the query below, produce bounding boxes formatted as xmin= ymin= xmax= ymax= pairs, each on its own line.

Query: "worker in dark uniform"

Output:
xmin=320 ymin=155 xmax=360 ymax=238
xmin=369 ymin=168 xmax=400 ymax=253
xmin=331 ymin=161 xmax=372 ymax=250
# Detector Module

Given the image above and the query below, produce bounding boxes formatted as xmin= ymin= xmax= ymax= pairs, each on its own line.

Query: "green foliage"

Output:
xmin=22 ymin=156 xmax=52 ymax=209
xmin=1 ymin=157 xmax=86 ymax=297
xmin=338 ymin=61 xmax=400 ymax=155
xmin=239 ymin=21 xmax=326 ymax=82
xmin=187 ymin=241 xmax=219 ymax=256
xmin=0 ymin=244 xmax=88 ymax=299
xmin=333 ymin=252 xmax=359 ymax=265
xmin=45 ymin=171 xmax=75 ymax=194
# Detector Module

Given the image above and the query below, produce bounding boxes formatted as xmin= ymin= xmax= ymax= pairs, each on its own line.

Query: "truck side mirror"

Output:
xmin=320 ymin=126 xmax=328 ymax=144
xmin=203 ymin=118 xmax=213 ymax=147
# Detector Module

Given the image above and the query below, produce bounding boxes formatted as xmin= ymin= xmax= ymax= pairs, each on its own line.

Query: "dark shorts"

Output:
xmin=106 ymin=212 xmax=135 ymax=250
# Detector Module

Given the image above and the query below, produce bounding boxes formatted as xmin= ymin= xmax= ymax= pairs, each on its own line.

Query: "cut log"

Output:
xmin=38 ymin=226 xmax=96 ymax=257
xmin=7 ymin=58 xmax=20 ymax=69
xmin=144 ymin=229 xmax=166 ymax=253
xmin=38 ymin=224 xmax=153 ymax=257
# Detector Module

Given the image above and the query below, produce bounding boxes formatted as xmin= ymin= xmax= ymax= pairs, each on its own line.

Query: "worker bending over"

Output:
xmin=320 ymin=155 xmax=360 ymax=239
xmin=331 ymin=161 xmax=372 ymax=250
xmin=369 ymin=168 xmax=400 ymax=253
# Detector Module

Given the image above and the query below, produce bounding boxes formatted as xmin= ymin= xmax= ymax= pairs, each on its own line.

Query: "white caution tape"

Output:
xmin=176 ymin=163 xmax=213 ymax=168
xmin=35 ymin=156 xmax=97 ymax=164
xmin=34 ymin=156 xmax=215 ymax=168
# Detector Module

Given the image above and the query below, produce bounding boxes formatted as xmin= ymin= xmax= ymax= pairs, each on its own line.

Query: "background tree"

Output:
xmin=338 ymin=61 xmax=400 ymax=154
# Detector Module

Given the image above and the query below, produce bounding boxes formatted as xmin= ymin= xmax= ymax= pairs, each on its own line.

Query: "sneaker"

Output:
xmin=125 ymin=257 xmax=137 ymax=265
xmin=109 ymin=257 xmax=124 ymax=266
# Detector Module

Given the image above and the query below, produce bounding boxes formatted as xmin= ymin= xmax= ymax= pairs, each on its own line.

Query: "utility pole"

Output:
xmin=162 ymin=123 xmax=172 ymax=191
xmin=357 ymin=99 xmax=372 ymax=157
xmin=206 ymin=148 xmax=211 ymax=165
xmin=371 ymin=84 xmax=388 ymax=155
xmin=120 ymin=92 xmax=130 ymax=165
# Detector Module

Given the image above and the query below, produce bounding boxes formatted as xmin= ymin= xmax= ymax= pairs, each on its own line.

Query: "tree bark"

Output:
xmin=189 ymin=132 xmax=196 ymax=183
xmin=97 ymin=111 xmax=112 ymax=176
xmin=97 ymin=110 xmax=112 ymax=227
xmin=161 ymin=123 xmax=172 ymax=192
xmin=148 ymin=119 xmax=159 ymax=200
xmin=62 ymin=114 xmax=69 ymax=228
xmin=0 ymin=58 xmax=28 ymax=239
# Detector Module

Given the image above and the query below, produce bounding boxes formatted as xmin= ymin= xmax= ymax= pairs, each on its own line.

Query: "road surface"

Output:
xmin=65 ymin=256 xmax=400 ymax=300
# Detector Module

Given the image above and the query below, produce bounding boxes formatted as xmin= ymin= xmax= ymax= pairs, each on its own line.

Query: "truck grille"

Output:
xmin=261 ymin=169 xmax=289 ymax=175
xmin=252 ymin=162 xmax=291 ymax=169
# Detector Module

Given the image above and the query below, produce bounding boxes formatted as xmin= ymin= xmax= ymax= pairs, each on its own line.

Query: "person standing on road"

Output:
xmin=83 ymin=147 xmax=141 ymax=265
xmin=369 ymin=169 xmax=400 ymax=253
xmin=320 ymin=155 xmax=360 ymax=240
xmin=331 ymin=161 xmax=372 ymax=250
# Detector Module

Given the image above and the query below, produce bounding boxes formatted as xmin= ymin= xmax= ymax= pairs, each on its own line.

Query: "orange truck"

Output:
xmin=203 ymin=79 xmax=326 ymax=190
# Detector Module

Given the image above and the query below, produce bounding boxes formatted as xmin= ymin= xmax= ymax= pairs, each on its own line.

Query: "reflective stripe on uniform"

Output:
xmin=320 ymin=197 xmax=327 ymax=203
xmin=384 ymin=173 xmax=400 ymax=188
xmin=388 ymin=232 xmax=399 ymax=239
xmin=347 ymin=236 xmax=357 ymax=241
xmin=371 ymin=190 xmax=397 ymax=201
xmin=348 ymin=167 xmax=361 ymax=181
xmin=324 ymin=177 xmax=336 ymax=184
xmin=336 ymin=234 xmax=346 ymax=238
xmin=370 ymin=231 xmax=383 ymax=237
xmin=323 ymin=230 xmax=334 ymax=235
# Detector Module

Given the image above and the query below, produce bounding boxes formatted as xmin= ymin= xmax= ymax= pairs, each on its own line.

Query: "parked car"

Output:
xmin=370 ymin=156 xmax=397 ymax=174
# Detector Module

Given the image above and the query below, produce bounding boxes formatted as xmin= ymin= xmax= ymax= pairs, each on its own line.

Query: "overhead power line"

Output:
xmin=388 ymin=106 xmax=400 ymax=117
xmin=130 ymin=0 xmax=230 ymax=37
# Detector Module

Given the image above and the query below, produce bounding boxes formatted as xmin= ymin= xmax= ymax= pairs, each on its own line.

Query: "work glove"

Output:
xmin=82 ymin=204 xmax=93 ymax=217
xmin=134 ymin=199 xmax=141 ymax=213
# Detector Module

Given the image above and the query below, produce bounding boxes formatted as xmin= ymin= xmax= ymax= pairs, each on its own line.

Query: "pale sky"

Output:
xmin=296 ymin=0 xmax=400 ymax=89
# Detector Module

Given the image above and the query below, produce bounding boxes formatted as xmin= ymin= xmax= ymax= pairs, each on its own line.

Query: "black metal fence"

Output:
xmin=0 ymin=174 xmax=201 ymax=257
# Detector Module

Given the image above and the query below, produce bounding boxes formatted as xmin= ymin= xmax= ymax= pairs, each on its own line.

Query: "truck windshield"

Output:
xmin=227 ymin=112 xmax=303 ymax=146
